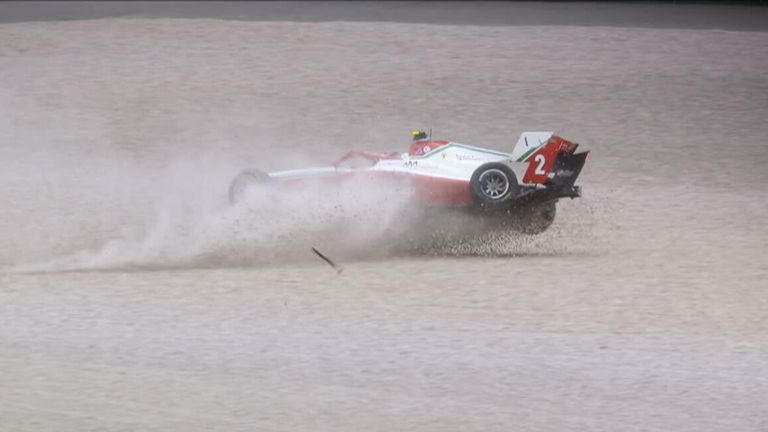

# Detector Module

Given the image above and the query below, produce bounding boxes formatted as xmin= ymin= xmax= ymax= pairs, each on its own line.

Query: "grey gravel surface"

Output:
xmin=1 ymin=5 xmax=767 ymax=432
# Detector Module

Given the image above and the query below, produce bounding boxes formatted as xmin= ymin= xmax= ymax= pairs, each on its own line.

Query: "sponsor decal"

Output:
xmin=411 ymin=143 xmax=511 ymax=160
xmin=455 ymin=153 xmax=486 ymax=161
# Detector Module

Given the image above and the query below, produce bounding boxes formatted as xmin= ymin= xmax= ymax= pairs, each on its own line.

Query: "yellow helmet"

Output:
xmin=411 ymin=130 xmax=427 ymax=140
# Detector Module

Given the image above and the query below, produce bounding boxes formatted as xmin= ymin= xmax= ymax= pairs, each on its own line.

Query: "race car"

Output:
xmin=228 ymin=130 xmax=589 ymax=234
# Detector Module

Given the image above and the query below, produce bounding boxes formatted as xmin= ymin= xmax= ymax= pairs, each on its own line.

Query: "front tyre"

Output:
xmin=513 ymin=200 xmax=557 ymax=234
xmin=228 ymin=169 xmax=270 ymax=205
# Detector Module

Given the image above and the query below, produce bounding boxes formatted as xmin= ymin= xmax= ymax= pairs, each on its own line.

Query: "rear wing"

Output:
xmin=513 ymin=133 xmax=584 ymax=185
xmin=510 ymin=132 xmax=554 ymax=162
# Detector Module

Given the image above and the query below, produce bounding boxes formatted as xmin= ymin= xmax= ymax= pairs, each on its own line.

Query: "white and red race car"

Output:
xmin=229 ymin=130 xmax=588 ymax=234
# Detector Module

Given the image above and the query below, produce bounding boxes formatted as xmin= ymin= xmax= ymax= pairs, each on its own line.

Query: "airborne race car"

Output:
xmin=229 ymin=131 xmax=589 ymax=234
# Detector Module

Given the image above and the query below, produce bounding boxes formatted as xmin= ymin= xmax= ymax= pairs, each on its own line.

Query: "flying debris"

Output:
xmin=312 ymin=247 xmax=344 ymax=274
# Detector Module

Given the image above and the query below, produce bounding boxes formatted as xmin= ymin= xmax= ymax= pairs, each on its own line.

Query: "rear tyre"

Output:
xmin=513 ymin=200 xmax=557 ymax=234
xmin=228 ymin=169 xmax=271 ymax=205
xmin=469 ymin=162 xmax=520 ymax=210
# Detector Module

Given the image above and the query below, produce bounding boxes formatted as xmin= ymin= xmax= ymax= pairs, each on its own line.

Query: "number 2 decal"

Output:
xmin=534 ymin=154 xmax=547 ymax=175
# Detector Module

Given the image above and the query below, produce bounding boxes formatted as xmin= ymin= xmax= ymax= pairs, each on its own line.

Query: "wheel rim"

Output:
xmin=478 ymin=169 xmax=510 ymax=199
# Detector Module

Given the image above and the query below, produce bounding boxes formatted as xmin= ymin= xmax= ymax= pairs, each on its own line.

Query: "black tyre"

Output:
xmin=469 ymin=162 xmax=520 ymax=210
xmin=228 ymin=169 xmax=271 ymax=204
xmin=514 ymin=200 xmax=557 ymax=234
